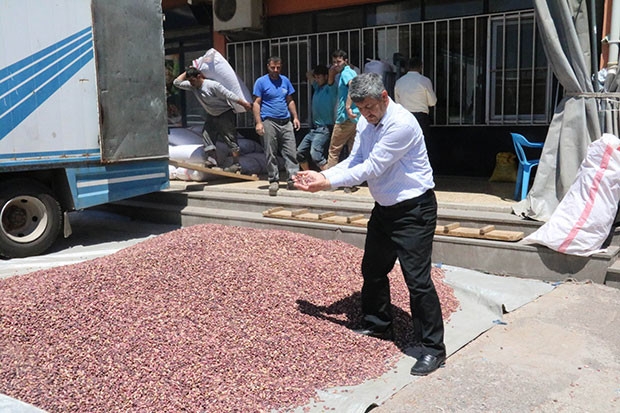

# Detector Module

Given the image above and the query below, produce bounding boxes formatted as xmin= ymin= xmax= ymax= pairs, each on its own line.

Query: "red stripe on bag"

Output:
xmin=558 ymin=144 xmax=615 ymax=253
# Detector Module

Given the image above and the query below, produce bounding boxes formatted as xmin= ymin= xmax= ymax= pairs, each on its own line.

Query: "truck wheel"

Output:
xmin=0 ymin=179 xmax=63 ymax=259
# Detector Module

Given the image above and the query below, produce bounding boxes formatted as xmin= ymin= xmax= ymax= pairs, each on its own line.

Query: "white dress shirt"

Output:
xmin=394 ymin=71 xmax=437 ymax=114
xmin=322 ymin=98 xmax=434 ymax=206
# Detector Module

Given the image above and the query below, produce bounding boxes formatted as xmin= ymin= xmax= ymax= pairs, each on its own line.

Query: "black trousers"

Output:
xmin=412 ymin=112 xmax=431 ymax=141
xmin=361 ymin=189 xmax=445 ymax=356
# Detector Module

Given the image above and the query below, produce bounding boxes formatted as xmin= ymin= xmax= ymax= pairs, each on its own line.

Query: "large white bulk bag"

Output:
xmin=168 ymin=144 xmax=205 ymax=163
xmin=192 ymin=48 xmax=252 ymax=113
xmin=174 ymin=167 xmax=209 ymax=182
xmin=523 ymin=134 xmax=620 ymax=256
xmin=168 ymin=127 xmax=203 ymax=146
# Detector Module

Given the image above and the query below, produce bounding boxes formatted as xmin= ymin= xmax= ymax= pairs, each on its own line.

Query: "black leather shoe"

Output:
xmin=352 ymin=325 xmax=394 ymax=341
xmin=410 ymin=354 xmax=446 ymax=376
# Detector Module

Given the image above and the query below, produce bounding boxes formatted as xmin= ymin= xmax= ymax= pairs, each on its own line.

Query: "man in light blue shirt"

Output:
xmin=296 ymin=64 xmax=337 ymax=171
xmin=293 ymin=72 xmax=446 ymax=377
xmin=326 ymin=50 xmax=360 ymax=169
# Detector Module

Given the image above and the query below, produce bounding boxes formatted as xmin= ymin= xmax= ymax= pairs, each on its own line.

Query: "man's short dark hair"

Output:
xmin=267 ymin=56 xmax=282 ymax=65
xmin=331 ymin=49 xmax=348 ymax=60
xmin=185 ymin=67 xmax=201 ymax=78
xmin=408 ymin=57 xmax=423 ymax=71
xmin=313 ymin=64 xmax=329 ymax=76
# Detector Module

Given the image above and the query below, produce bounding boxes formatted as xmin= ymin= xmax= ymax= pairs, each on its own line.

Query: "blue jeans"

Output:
xmin=296 ymin=125 xmax=332 ymax=168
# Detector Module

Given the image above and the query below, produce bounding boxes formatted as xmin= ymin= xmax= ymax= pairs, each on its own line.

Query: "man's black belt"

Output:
xmin=264 ymin=117 xmax=290 ymax=126
xmin=378 ymin=189 xmax=434 ymax=210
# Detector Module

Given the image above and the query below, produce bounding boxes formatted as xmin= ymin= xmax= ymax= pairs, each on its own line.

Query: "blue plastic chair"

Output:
xmin=511 ymin=133 xmax=544 ymax=201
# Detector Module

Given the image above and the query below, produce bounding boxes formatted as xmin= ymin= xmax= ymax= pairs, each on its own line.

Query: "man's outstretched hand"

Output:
xmin=292 ymin=171 xmax=330 ymax=192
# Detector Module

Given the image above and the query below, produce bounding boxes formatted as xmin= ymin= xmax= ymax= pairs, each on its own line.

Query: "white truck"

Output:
xmin=0 ymin=0 xmax=170 ymax=258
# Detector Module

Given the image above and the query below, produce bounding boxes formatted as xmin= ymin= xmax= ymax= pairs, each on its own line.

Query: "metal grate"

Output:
xmin=228 ymin=10 xmax=553 ymax=129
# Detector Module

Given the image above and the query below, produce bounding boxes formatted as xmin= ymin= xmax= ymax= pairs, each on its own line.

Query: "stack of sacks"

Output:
xmin=185 ymin=125 xmax=285 ymax=174
xmin=167 ymin=128 xmax=207 ymax=181
xmin=168 ymin=127 xmax=283 ymax=180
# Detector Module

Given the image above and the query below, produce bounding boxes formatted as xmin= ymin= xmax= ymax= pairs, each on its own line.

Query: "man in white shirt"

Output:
xmin=394 ymin=57 xmax=437 ymax=149
xmin=293 ymin=72 xmax=446 ymax=377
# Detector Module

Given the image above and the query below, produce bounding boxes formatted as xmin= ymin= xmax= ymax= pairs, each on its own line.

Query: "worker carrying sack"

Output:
xmin=523 ymin=133 xmax=620 ymax=256
xmin=192 ymin=48 xmax=253 ymax=114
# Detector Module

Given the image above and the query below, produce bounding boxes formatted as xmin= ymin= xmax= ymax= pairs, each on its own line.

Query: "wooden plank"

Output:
xmin=294 ymin=212 xmax=321 ymax=222
xmin=442 ymin=222 xmax=461 ymax=233
xmin=268 ymin=210 xmax=293 ymax=218
xmin=263 ymin=207 xmax=285 ymax=216
xmin=479 ymin=225 xmax=495 ymax=235
xmin=349 ymin=218 xmax=369 ymax=227
xmin=291 ymin=209 xmax=309 ymax=217
xmin=441 ymin=226 xmax=523 ymax=242
xmin=319 ymin=215 xmax=350 ymax=224
xmin=447 ymin=227 xmax=481 ymax=238
xmin=347 ymin=214 xmax=365 ymax=223
xmin=169 ymin=159 xmax=259 ymax=181
xmin=318 ymin=211 xmax=336 ymax=219
xmin=484 ymin=230 xmax=524 ymax=242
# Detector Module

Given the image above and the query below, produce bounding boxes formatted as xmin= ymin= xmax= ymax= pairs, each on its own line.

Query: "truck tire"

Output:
xmin=0 ymin=179 xmax=63 ymax=259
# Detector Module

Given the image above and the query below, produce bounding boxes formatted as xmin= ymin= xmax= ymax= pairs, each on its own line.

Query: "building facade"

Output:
xmin=162 ymin=0 xmax=600 ymax=176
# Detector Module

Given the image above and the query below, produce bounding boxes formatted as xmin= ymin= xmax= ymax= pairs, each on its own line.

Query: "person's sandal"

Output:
xmin=204 ymin=156 xmax=218 ymax=168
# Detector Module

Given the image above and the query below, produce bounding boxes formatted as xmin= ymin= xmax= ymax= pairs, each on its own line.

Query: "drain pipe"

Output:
xmin=589 ymin=0 xmax=599 ymax=88
xmin=602 ymin=0 xmax=620 ymax=136
xmin=606 ymin=0 xmax=619 ymax=81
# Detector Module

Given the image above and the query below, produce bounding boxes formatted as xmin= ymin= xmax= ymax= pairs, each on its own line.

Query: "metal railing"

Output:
xmin=227 ymin=9 xmax=553 ymax=129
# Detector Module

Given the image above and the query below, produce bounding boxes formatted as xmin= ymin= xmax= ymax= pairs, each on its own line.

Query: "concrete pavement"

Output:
xmin=373 ymin=281 xmax=620 ymax=412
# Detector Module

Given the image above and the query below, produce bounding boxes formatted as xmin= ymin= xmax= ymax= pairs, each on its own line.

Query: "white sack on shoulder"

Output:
xmin=523 ymin=133 xmax=620 ymax=256
xmin=193 ymin=48 xmax=252 ymax=113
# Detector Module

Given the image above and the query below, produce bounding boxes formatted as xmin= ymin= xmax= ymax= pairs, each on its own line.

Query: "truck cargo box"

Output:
xmin=0 ymin=0 xmax=170 ymax=258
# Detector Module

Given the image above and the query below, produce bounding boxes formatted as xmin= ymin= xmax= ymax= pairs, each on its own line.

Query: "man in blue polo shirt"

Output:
xmin=253 ymin=56 xmax=301 ymax=196
xmin=296 ymin=64 xmax=337 ymax=171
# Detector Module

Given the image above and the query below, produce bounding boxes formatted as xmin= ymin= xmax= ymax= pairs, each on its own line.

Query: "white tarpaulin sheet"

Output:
xmin=296 ymin=265 xmax=555 ymax=412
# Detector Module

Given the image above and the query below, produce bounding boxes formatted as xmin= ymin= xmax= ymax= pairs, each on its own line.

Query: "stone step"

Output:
xmin=105 ymin=187 xmax=620 ymax=287
xmin=135 ymin=182 xmax=543 ymax=236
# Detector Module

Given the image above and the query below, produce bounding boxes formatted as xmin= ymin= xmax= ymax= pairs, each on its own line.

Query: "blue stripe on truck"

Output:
xmin=64 ymin=160 xmax=170 ymax=210
xmin=0 ymin=28 xmax=92 ymax=96
xmin=0 ymin=27 xmax=94 ymax=141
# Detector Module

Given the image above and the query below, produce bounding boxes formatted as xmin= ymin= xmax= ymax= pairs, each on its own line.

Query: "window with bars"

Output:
xmin=227 ymin=10 xmax=554 ymax=129
xmin=489 ymin=13 xmax=552 ymax=124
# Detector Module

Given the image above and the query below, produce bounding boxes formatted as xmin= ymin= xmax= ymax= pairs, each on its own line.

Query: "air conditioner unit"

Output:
xmin=213 ymin=0 xmax=263 ymax=32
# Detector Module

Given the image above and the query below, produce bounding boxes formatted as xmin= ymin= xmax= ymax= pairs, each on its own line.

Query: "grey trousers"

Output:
xmin=261 ymin=119 xmax=299 ymax=183
xmin=202 ymin=110 xmax=240 ymax=155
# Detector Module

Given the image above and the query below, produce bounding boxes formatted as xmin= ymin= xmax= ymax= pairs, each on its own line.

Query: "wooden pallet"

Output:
xmin=169 ymin=159 xmax=259 ymax=181
xmin=262 ymin=207 xmax=369 ymax=227
xmin=263 ymin=209 xmax=523 ymax=242
xmin=435 ymin=222 xmax=523 ymax=242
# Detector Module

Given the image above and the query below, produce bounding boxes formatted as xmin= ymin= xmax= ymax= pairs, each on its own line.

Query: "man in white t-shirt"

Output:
xmin=394 ymin=57 xmax=437 ymax=148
